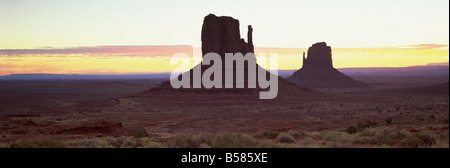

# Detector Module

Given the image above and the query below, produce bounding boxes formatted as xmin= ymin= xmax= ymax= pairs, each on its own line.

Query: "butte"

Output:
xmin=287 ymin=42 xmax=367 ymax=88
xmin=137 ymin=14 xmax=318 ymax=100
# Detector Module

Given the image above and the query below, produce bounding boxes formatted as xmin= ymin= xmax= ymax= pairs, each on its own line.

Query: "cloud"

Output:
xmin=401 ymin=44 xmax=449 ymax=50
xmin=0 ymin=45 xmax=195 ymax=58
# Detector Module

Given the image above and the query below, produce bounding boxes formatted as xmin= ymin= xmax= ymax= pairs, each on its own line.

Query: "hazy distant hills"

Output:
xmin=338 ymin=63 xmax=449 ymax=77
xmin=0 ymin=73 xmax=172 ymax=80
xmin=1 ymin=62 xmax=448 ymax=80
xmin=278 ymin=62 xmax=449 ymax=77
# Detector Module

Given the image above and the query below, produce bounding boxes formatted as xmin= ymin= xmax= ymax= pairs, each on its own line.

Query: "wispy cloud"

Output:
xmin=400 ymin=44 xmax=449 ymax=50
xmin=1 ymin=44 xmax=448 ymax=58
xmin=0 ymin=45 xmax=195 ymax=57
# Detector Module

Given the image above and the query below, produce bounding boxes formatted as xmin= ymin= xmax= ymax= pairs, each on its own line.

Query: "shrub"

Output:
xmin=371 ymin=132 xmax=395 ymax=146
xmin=134 ymin=129 xmax=147 ymax=138
xmin=385 ymin=118 xmax=393 ymax=125
xmin=277 ymin=133 xmax=296 ymax=144
xmin=288 ymin=130 xmax=306 ymax=140
xmin=143 ymin=141 xmax=162 ymax=148
xmin=212 ymin=133 xmax=260 ymax=148
xmin=399 ymin=131 xmax=437 ymax=148
xmin=415 ymin=131 xmax=436 ymax=147
xmin=390 ymin=130 xmax=411 ymax=140
xmin=444 ymin=118 xmax=449 ymax=124
xmin=301 ymin=137 xmax=318 ymax=147
xmin=10 ymin=139 xmax=66 ymax=148
xmin=324 ymin=132 xmax=339 ymax=142
xmin=401 ymin=135 xmax=420 ymax=148
xmin=339 ymin=133 xmax=357 ymax=147
xmin=70 ymin=138 xmax=112 ymax=148
xmin=346 ymin=126 xmax=358 ymax=134
xmin=326 ymin=140 xmax=339 ymax=148
xmin=119 ymin=137 xmax=144 ymax=148
xmin=357 ymin=121 xmax=377 ymax=130
xmin=254 ymin=131 xmax=279 ymax=139
xmin=166 ymin=134 xmax=202 ymax=148
xmin=359 ymin=128 xmax=377 ymax=137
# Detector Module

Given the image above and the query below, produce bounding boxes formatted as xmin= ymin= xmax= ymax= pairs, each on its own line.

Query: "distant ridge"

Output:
xmin=0 ymin=73 xmax=171 ymax=80
xmin=276 ymin=62 xmax=449 ymax=77
xmin=338 ymin=63 xmax=449 ymax=77
xmin=2 ymin=61 xmax=447 ymax=80
xmin=376 ymin=81 xmax=449 ymax=96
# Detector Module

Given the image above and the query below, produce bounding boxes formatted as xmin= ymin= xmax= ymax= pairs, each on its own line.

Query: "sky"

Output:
xmin=0 ymin=0 xmax=449 ymax=75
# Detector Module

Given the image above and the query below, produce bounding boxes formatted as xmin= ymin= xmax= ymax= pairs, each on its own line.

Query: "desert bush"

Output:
xmin=371 ymin=131 xmax=395 ymax=146
xmin=258 ymin=140 xmax=281 ymax=148
xmin=121 ymin=137 xmax=144 ymax=148
xmin=385 ymin=118 xmax=393 ymax=125
xmin=277 ymin=133 xmax=296 ymax=144
xmin=0 ymin=143 xmax=9 ymax=148
xmin=359 ymin=128 xmax=377 ymax=137
xmin=210 ymin=133 xmax=279 ymax=148
xmin=390 ymin=130 xmax=411 ymax=140
xmin=310 ymin=131 xmax=327 ymax=140
xmin=393 ymin=131 xmax=437 ymax=148
xmin=287 ymin=130 xmax=307 ymax=140
xmin=444 ymin=118 xmax=449 ymax=124
xmin=323 ymin=133 xmax=340 ymax=148
xmin=107 ymin=136 xmax=126 ymax=147
xmin=301 ymin=137 xmax=319 ymax=148
xmin=254 ymin=131 xmax=279 ymax=139
xmin=414 ymin=131 xmax=437 ymax=147
xmin=143 ymin=140 xmax=162 ymax=148
xmin=324 ymin=132 xmax=339 ymax=142
xmin=339 ymin=133 xmax=357 ymax=147
xmin=134 ymin=129 xmax=147 ymax=138
xmin=429 ymin=115 xmax=435 ymax=120
xmin=346 ymin=126 xmax=358 ymax=134
xmin=196 ymin=133 xmax=215 ymax=146
xmin=400 ymin=135 xmax=423 ymax=148
xmin=434 ymin=130 xmax=449 ymax=148
xmin=166 ymin=134 xmax=202 ymax=148
xmin=70 ymin=138 xmax=112 ymax=148
xmin=212 ymin=133 xmax=261 ymax=148
xmin=106 ymin=136 xmax=140 ymax=148
xmin=357 ymin=121 xmax=377 ymax=130
xmin=10 ymin=139 xmax=66 ymax=148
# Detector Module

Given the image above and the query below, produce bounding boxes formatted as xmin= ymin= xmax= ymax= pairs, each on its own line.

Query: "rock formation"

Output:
xmin=141 ymin=14 xmax=315 ymax=98
xmin=288 ymin=42 xmax=367 ymax=88
xmin=201 ymin=14 xmax=254 ymax=57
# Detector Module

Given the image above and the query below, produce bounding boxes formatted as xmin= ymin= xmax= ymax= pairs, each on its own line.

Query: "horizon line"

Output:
xmin=0 ymin=61 xmax=448 ymax=77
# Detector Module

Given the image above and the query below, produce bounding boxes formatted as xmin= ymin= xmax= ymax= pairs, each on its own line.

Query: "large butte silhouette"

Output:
xmin=287 ymin=42 xmax=367 ymax=88
xmin=140 ymin=14 xmax=316 ymax=98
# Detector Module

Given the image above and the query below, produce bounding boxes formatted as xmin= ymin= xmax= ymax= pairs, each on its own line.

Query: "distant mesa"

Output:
xmin=140 ymin=14 xmax=316 ymax=98
xmin=377 ymin=81 xmax=449 ymax=96
xmin=287 ymin=42 xmax=367 ymax=88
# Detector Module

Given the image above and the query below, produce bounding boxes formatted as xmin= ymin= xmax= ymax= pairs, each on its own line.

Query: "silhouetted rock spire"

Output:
xmin=201 ymin=14 xmax=254 ymax=59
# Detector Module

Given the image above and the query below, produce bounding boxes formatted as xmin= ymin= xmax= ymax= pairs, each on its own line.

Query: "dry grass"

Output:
xmin=1 ymin=125 xmax=448 ymax=148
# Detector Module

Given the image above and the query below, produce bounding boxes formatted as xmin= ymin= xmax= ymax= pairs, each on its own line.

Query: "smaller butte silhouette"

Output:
xmin=287 ymin=42 xmax=366 ymax=88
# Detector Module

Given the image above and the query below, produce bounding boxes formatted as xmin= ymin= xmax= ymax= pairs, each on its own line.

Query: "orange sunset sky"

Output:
xmin=0 ymin=0 xmax=449 ymax=75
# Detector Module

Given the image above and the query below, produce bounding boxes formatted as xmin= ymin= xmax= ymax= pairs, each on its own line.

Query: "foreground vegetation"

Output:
xmin=1 ymin=125 xmax=448 ymax=148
